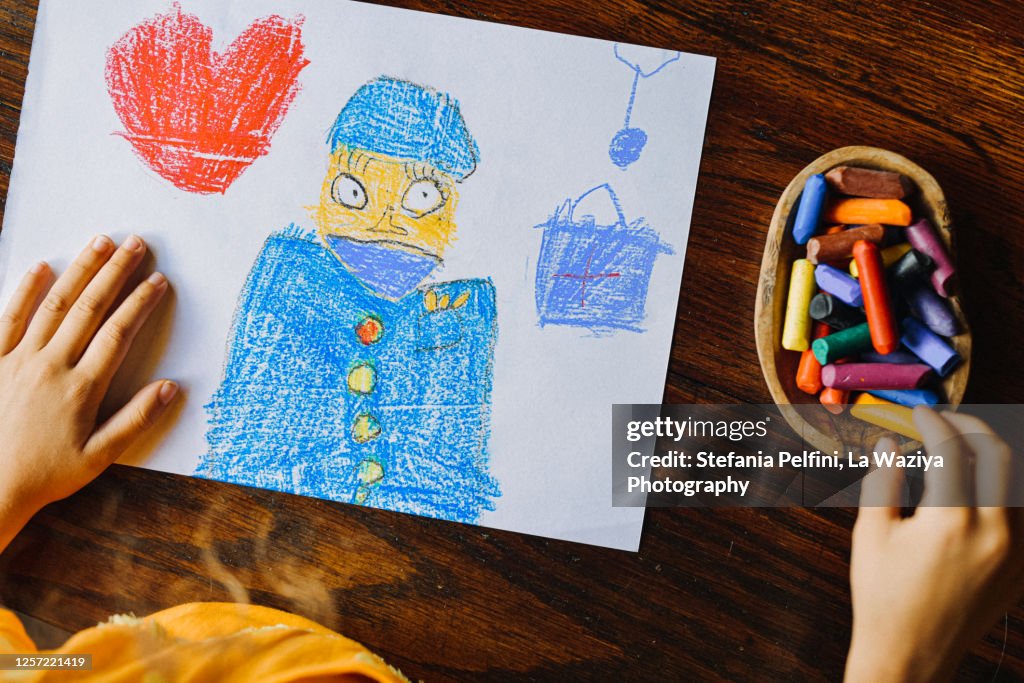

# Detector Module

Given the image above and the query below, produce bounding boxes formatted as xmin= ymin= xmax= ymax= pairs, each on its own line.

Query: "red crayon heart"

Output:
xmin=106 ymin=4 xmax=309 ymax=194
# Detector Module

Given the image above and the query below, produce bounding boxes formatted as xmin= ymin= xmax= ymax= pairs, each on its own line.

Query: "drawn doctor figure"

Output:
xmin=197 ymin=77 xmax=500 ymax=523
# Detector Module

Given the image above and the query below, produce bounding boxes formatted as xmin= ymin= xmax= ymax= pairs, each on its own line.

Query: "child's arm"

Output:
xmin=846 ymin=408 xmax=1022 ymax=682
xmin=0 ymin=235 xmax=177 ymax=554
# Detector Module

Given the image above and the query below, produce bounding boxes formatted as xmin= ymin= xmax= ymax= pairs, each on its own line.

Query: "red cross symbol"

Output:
xmin=552 ymin=248 xmax=620 ymax=308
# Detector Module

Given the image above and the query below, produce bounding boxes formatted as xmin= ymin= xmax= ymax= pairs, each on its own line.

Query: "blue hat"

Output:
xmin=328 ymin=76 xmax=479 ymax=180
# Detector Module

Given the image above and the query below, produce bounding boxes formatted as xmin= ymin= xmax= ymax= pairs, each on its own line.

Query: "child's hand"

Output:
xmin=0 ymin=235 xmax=177 ymax=552
xmin=846 ymin=408 xmax=1023 ymax=682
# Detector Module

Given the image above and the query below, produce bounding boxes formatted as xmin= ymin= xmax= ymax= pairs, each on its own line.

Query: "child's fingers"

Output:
xmin=0 ymin=261 xmax=50 ymax=354
xmin=49 ymin=236 xmax=146 ymax=363
xmin=83 ymin=379 xmax=178 ymax=466
xmin=916 ymin=407 xmax=974 ymax=512
xmin=942 ymin=412 xmax=1013 ymax=512
xmin=22 ymin=236 xmax=114 ymax=349
xmin=856 ymin=436 xmax=904 ymax=528
xmin=77 ymin=272 xmax=168 ymax=391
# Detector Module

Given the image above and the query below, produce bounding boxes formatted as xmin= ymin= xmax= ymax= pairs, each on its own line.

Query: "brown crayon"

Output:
xmin=825 ymin=166 xmax=914 ymax=199
xmin=806 ymin=224 xmax=886 ymax=264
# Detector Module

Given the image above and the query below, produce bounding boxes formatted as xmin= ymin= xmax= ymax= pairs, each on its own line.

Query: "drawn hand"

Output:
xmin=0 ymin=235 xmax=177 ymax=553
xmin=846 ymin=408 xmax=1023 ymax=682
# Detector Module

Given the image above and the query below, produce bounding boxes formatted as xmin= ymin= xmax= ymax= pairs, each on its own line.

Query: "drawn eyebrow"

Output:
xmin=404 ymin=161 xmax=446 ymax=183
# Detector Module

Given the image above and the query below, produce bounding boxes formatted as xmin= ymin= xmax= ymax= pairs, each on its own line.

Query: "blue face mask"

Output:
xmin=324 ymin=236 xmax=441 ymax=300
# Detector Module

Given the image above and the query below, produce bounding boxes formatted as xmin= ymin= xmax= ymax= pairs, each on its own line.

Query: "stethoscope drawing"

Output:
xmin=609 ymin=44 xmax=681 ymax=170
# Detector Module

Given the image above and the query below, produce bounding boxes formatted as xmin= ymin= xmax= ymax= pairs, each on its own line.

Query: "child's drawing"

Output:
xmin=535 ymin=184 xmax=672 ymax=333
xmin=608 ymin=44 xmax=681 ymax=170
xmin=105 ymin=4 xmax=308 ymax=194
xmin=196 ymin=77 xmax=500 ymax=523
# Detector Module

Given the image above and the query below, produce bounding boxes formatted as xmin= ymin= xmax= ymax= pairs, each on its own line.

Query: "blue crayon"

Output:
xmin=866 ymin=388 xmax=941 ymax=407
xmin=901 ymin=317 xmax=961 ymax=376
xmin=859 ymin=348 xmax=920 ymax=364
xmin=792 ymin=173 xmax=828 ymax=245
xmin=814 ymin=264 xmax=864 ymax=307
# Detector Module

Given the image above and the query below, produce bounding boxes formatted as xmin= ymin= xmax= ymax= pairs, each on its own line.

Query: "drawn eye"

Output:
xmin=332 ymin=174 xmax=367 ymax=209
xmin=402 ymin=179 xmax=444 ymax=216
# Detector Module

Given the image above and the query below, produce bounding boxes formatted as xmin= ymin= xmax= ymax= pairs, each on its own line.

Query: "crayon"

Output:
xmin=888 ymin=249 xmax=934 ymax=291
xmin=859 ymin=348 xmax=921 ymax=365
xmin=796 ymin=322 xmax=831 ymax=394
xmin=853 ymin=240 xmax=899 ymax=354
xmin=814 ymin=264 xmax=863 ymax=307
xmin=812 ymin=322 xmax=873 ymax=365
xmin=866 ymin=388 xmax=941 ymax=408
xmin=850 ymin=394 xmax=923 ymax=441
xmin=782 ymin=259 xmax=817 ymax=352
xmin=900 ymin=317 xmax=961 ymax=376
xmin=821 ymin=362 xmax=932 ymax=390
xmin=820 ymin=387 xmax=849 ymax=414
xmin=905 ymin=284 xmax=959 ymax=337
xmin=809 ymin=292 xmax=866 ymax=330
xmin=806 ymin=224 xmax=885 ymax=264
xmin=849 ymin=242 xmax=912 ymax=277
xmin=821 ymin=225 xmax=852 ymax=269
xmin=823 ymin=198 xmax=913 ymax=227
xmin=820 ymin=356 xmax=851 ymax=413
xmin=792 ymin=173 xmax=828 ymax=245
xmin=825 ymin=166 xmax=914 ymax=199
xmin=905 ymin=219 xmax=956 ymax=297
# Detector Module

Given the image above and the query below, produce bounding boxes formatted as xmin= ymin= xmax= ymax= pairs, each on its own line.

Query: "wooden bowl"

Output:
xmin=755 ymin=146 xmax=971 ymax=454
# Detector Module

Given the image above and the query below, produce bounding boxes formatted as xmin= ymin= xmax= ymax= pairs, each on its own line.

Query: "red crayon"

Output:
xmin=852 ymin=240 xmax=899 ymax=354
xmin=796 ymin=322 xmax=831 ymax=394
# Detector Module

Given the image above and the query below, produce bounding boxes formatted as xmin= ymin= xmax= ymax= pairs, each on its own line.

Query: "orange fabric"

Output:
xmin=0 ymin=608 xmax=37 ymax=655
xmin=0 ymin=603 xmax=407 ymax=682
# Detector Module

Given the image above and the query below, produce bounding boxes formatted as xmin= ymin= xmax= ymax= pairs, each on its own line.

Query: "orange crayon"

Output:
xmin=852 ymin=240 xmax=899 ymax=354
xmin=820 ymin=387 xmax=849 ymax=414
xmin=796 ymin=322 xmax=830 ymax=394
xmin=823 ymin=198 xmax=912 ymax=226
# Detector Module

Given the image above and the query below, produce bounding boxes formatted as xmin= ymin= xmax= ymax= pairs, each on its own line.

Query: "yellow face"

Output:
xmin=311 ymin=146 xmax=459 ymax=260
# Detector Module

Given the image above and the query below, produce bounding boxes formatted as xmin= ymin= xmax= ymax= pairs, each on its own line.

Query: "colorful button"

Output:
xmin=354 ymin=459 xmax=384 ymax=504
xmin=357 ymin=459 xmax=384 ymax=485
xmin=347 ymin=362 xmax=376 ymax=394
xmin=355 ymin=315 xmax=383 ymax=345
xmin=352 ymin=412 xmax=381 ymax=443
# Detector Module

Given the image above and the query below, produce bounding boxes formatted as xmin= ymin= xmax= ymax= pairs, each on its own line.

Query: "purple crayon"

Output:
xmin=906 ymin=284 xmax=959 ymax=337
xmin=814 ymin=264 xmax=863 ymax=307
xmin=859 ymin=348 xmax=920 ymax=365
xmin=905 ymin=219 xmax=956 ymax=297
xmin=901 ymin=317 xmax=961 ymax=376
xmin=821 ymin=362 xmax=932 ymax=390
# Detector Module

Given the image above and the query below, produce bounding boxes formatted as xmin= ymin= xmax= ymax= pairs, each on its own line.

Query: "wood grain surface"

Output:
xmin=1 ymin=1 xmax=1022 ymax=680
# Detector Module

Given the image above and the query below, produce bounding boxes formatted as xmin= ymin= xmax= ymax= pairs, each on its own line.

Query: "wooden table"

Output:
xmin=1 ymin=1 xmax=1022 ymax=680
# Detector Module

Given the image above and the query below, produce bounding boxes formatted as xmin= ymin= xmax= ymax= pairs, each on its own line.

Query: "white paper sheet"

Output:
xmin=0 ymin=0 xmax=715 ymax=551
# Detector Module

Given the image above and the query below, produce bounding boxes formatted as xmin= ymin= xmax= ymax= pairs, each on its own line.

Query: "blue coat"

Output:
xmin=196 ymin=226 xmax=501 ymax=523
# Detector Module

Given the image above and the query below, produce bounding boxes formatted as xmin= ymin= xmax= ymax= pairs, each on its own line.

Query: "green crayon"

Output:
xmin=812 ymin=322 xmax=873 ymax=365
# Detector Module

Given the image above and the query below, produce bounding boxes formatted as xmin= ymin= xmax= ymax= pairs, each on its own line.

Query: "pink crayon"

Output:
xmin=905 ymin=219 xmax=956 ymax=297
xmin=821 ymin=362 xmax=933 ymax=390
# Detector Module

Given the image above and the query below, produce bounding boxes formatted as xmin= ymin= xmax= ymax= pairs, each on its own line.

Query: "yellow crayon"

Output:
xmin=782 ymin=259 xmax=817 ymax=351
xmin=849 ymin=242 xmax=912 ymax=277
xmin=850 ymin=394 xmax=923 ymax=441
